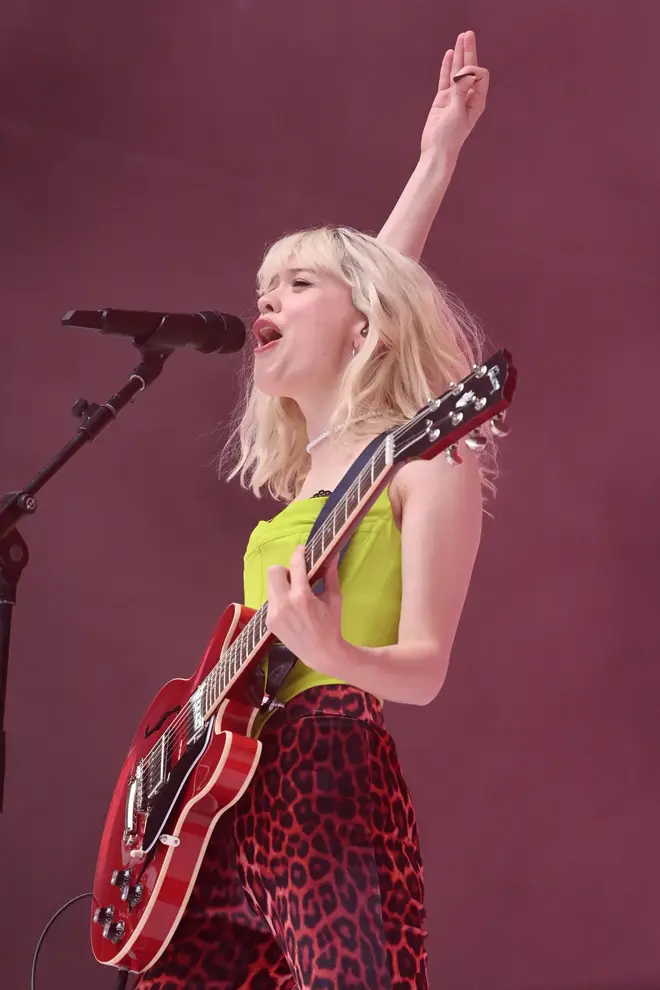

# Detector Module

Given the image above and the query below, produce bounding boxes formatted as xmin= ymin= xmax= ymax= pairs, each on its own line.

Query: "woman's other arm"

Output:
xmin=377 ymin=30 xmax=490 ymax=261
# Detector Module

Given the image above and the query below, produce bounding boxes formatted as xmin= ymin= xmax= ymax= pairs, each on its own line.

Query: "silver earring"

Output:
xmin=352 ymin=325 xmax=369 ymax=359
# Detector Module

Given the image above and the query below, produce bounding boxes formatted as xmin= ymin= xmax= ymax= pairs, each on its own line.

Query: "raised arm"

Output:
xmin=377 ymin=30 xmax=489 ymax=261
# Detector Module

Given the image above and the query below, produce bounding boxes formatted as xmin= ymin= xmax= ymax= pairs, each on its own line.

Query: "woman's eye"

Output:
xmin=292 ymin=279 xmax=311 ymax=287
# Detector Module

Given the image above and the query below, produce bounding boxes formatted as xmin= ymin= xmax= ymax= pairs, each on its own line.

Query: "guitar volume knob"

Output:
xmin=102 ymin=919 xmax=126 ymax=943
xmin=111 ymin=869 xmax=131 ymax=888
xmin=93 ymin=905 xmax=114 ymax=925
xmin=121 ymin=882 xmax=144 ymax=908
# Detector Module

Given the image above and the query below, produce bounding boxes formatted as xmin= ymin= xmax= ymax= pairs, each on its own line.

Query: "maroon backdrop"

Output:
xmin=1 ymin=2 xmax=659 ymax=988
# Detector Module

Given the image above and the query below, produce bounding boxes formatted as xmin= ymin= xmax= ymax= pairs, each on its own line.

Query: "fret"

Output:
xmin=218 ymin=654 xmax=227 ymax=689
xmin=347 ymin=481 xmax=359 ymax=517
xmin=217 ymin=662 xmax=227 ymax=696
xmin=222 ymin=649 xmax=233 ymax=687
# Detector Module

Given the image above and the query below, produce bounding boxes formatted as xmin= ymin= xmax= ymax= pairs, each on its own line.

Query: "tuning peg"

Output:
xmin=445 ymin=445 xmax=462 ymax=466
xmin=489 ymin=413 xmax=510 ymax=438
xmin=465 ymin=430 xmax=487 ymax=450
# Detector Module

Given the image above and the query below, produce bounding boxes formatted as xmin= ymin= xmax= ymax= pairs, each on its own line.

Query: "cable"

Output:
xmin=31 ymin=891 xmax=133 ymax=990
xmin=30 ymin=892 xmax=92 ymax=990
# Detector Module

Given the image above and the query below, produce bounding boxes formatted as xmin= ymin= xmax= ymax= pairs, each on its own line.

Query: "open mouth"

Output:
xmin=254 ymin=322 xmax=283 ymax=352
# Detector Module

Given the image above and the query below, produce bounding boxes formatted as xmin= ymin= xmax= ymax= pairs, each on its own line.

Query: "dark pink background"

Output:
xmin=1 ymin=2 xmax=659 ymax=988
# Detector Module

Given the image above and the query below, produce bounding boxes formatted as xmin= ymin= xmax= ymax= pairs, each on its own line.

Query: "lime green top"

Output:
xmin=243 ymin=487 xmax=402 ymax=737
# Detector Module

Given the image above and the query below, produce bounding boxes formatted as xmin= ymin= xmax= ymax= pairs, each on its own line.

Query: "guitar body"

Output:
xmin=91 ymin=602 xmax=265 ymax=973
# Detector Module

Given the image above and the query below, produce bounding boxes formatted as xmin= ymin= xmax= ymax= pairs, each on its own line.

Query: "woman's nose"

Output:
xmin=257 ymin=291 xmax=280 ymax=314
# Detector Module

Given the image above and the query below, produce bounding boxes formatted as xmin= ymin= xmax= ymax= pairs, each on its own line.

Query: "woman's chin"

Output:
xmin=254 ymin=371 xmax=296 ymax=398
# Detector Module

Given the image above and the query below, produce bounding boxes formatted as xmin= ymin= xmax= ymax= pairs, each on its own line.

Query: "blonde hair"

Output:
xmin=221 ymin=226 xmax=496 ymax=501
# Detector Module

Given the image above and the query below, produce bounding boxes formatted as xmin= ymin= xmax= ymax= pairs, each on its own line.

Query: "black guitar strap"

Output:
xmin=260 ymin=429 xmax=392 ymax=711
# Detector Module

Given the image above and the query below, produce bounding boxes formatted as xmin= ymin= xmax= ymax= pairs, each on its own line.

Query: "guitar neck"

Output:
xmin=303 ymin=433 xmax=395 ymax=577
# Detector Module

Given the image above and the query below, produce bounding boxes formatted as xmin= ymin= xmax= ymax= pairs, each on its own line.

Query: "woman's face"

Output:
xmin=252 ymin=265 xmax=365 ymax=399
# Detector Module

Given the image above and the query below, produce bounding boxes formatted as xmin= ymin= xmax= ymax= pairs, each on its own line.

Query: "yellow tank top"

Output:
xmin=243 ymin=487 xmax=402 ymax=737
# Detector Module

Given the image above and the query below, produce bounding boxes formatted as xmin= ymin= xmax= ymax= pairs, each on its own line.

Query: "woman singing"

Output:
xmin=139 ymin=29 xmax=490 ymax=990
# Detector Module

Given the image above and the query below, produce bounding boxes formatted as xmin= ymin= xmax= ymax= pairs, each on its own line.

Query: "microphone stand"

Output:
xmin=0 ymin=346 xmax=171 ymax=813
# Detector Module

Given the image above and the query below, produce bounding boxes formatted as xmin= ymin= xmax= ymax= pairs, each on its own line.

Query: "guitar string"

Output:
xmin=138 ymin=374 xmax=491 ymax=779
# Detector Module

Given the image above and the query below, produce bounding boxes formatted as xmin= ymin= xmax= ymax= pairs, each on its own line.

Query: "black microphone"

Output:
xmin=61 ymin=308 xmax=246 ymax=355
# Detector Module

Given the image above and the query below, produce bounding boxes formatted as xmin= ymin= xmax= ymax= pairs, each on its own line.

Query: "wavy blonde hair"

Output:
xmin=221 ymin=226 xmax=496 ymax=501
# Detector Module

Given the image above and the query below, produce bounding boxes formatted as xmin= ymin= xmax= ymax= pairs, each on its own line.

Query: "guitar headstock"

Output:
xmin=392 ymin=349 xmax=517 ymax=465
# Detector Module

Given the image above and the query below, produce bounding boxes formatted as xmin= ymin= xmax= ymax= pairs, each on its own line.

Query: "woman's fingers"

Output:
xmin=453 ymin=64 xmax=488 ymax=92
xmin=463 ymin=29 xmax=478 ymax=67
xmin=450 ymin=32 xmax=465 ymax=78
xmin=438 ymin=48 xmax=454 ymax=92
xmin=267 ymin=564 xmax=290 ymax=598
xmin=288 ymin=544 xmax=312 ymax=597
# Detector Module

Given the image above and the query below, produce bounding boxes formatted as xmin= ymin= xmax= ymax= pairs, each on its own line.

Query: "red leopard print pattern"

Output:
xmin=136 ymin=684 xmax=428 ymax=989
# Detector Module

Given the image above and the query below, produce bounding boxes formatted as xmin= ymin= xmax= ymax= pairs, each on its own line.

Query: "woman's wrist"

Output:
xmin=377 ymin=145 xmax=463 ymax=260
xmin=417 ymin=145 xmax=461 ymax=182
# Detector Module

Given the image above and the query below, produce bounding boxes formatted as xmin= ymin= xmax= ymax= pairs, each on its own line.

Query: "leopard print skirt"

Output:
xmin=136 ymin=684 xmax=428 ymax=989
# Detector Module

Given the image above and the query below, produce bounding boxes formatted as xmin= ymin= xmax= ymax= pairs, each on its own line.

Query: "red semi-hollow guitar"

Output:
xmin=91 ymin=351 xmax=517 ymax=974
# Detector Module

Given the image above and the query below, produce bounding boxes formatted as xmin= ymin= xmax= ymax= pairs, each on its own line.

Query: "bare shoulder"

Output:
xmin=388 ymin=439 xmax=483 ymax=531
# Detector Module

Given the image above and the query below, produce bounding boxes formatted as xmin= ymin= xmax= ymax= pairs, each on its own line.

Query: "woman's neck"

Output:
xmin=295 ymin=431 xmax=381 ymax=501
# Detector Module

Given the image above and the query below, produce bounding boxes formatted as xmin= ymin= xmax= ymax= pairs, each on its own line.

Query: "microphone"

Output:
xmin=61 ymin=308 xmax=246 ymax=355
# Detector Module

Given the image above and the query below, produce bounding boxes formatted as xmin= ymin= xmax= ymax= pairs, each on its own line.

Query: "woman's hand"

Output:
xmin=420 ymin=29 xmax=490 ymax=162
xmin=265 ymin=545 xmax=344 ymax=676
